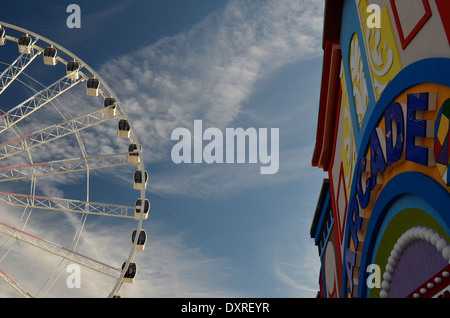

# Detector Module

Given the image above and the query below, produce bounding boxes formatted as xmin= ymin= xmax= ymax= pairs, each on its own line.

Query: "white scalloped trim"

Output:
xmin=379 ymin=226 xmax=450 ymax=298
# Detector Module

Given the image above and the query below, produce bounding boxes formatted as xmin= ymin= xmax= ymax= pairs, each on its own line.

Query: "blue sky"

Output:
xmin=0 ymin=0 xmax=327 ymax=297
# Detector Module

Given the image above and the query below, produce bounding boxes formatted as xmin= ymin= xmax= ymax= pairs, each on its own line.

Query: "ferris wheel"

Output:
xmin=0 ymin=22 xmax=149 ymax=298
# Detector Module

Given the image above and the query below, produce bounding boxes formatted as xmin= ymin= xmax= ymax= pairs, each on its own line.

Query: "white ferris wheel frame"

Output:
xmin=0 ymin=21 xmax=148 ymax=298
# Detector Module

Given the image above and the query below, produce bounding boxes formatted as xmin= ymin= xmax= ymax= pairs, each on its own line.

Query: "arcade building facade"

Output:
xmin=310 ymin=0 xmax=450 ymax=298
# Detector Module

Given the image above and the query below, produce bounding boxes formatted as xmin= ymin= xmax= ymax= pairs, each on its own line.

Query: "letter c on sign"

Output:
xmin=356 ymin=156 xmax=371 ymax=209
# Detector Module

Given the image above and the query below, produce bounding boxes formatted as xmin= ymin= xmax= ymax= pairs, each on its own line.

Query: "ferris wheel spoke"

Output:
xmin=0 ymin=108 xmax=114 ymax=160
xmin=0 ymin=192 xmax=135 ymax=219
xmin=0 ymin=153 xmax=133 ymax=182
xmin=0 ymin=221 xmax=121 ymax=279
xmin=0 ymin=36 xmax=40 ymax=95
xmin=0 ymin=267 xmax=33 ymax=298
xmin=0 ymin=73 xmax=83 ymax=134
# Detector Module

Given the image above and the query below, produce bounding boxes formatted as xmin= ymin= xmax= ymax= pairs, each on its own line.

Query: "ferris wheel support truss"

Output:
xmin=0 ymin=72 xmax=84 ymax=134
xmin=0 ymin=221 xmax=121 ymax=279
xmin=0 ymin=36 xmax=40 ymax=95
xmin=0 ymin=268 xmax=32 ymax=298
xmin=0 ymin=192 xmax=135 ymax=219
xmin=0 ymin=153 xmax=132 ymax=182
xmin=0 ymin=108 xmax=115 ymax=160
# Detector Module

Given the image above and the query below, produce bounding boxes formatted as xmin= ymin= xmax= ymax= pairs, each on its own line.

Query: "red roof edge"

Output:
xmin=312 ymin=0 xmax=344 ymax=171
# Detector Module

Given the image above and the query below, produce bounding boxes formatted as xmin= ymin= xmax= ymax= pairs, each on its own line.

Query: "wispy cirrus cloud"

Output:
xmin=84 ymin=0 xmax=326 ymax=201
xmin=271 ymin=220 xmax=322 ymax=297
xmin=26 ymin=0 xmax=324 ymax=187
xmin=101 ymin=0 xmax=324 ymax=164
xmin=0 ymin=205 xmax=239 ymax=298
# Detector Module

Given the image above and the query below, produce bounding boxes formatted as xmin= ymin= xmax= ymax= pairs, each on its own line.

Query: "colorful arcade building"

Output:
xmin=310 ymin=0 xmax=450 ymax=298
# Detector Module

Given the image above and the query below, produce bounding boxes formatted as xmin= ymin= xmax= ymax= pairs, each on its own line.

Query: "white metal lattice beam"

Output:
xmin=0 ymin=36 xmax=40 ymax=95
xmin=0 ymin=108 xmax=114 ymax=160
xmin=0 ymin=153 xmax=133 ymax=182
xmin=0 ymin=222 xmax=121 ymax=279
xmin=0 ymin=192 xmax=135 ymax=219
xmin=0 ymin=73 xmax=83 ymax=134
xmin=0 ymin=268 xmax=32 ymax=298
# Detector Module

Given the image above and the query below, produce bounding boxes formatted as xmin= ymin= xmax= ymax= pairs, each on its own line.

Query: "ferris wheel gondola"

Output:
xmin=43 ymin=47 xmax=57 ymax=65
xmin=66 ymin=60 xmax=80 ymax=80
xmin=128 ymin=143 xmax=141 ymax=164
xmin=118 ymin=119 xmax=131 ymax=138
xmin=104 ymin=97 xmax=117 ymax=117
xmin=134 ymin=198 xmax=150 ymax=220
xmin=17 ymin=34 xmax=32 ymax=53
xmin=86 ymin=77 xmax=100 ymax=96
xmin=131 ymin=229 xmax=147 ymax=251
